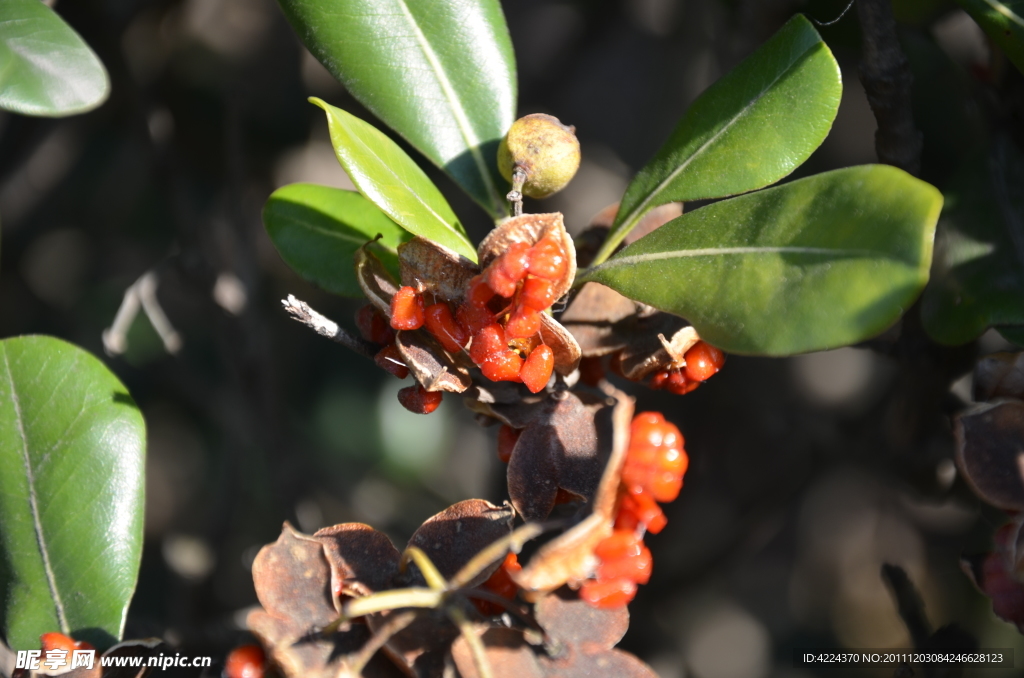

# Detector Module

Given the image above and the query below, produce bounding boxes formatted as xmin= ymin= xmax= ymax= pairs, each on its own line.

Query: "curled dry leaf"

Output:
xmin=955 ymin=400 xmax=1024 ymax=511
xmin=478 ymin=213 xmax=577 ymax=304
xmin=357 ymin=245 xmax=399 ymax=314
xmin=514 ymin=387 xmax=635 ymax=592
xmin=406 ymin=499 xmax=515 ymax=585
xmin=450 ymin=628 xmax=544 ymax=678
xmin=617 ymin=322 xmax=699 ymax=381
xmin=975 ymin=352 xmax=1024 ymax=402
xmin=538 ymin=313 xmax=581 ymax=376
xmin=396 ymin=331 xmax=472 ymax=393
xmin=315 ymin=523 xmax=402 ymax=599
xmin=507 ymin=391 xmax=619 ymax=521
xmin=399 ymin=237 xmax=479 ymax=302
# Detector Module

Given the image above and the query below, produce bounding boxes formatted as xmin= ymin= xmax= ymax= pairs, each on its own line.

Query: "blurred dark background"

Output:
xmin=0 ymin=0 xmax=1022 ymax=675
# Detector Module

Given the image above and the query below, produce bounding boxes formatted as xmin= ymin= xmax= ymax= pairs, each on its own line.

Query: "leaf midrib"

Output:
xmin=613 ymin=40 xmax=820 ymax=237
xmin=587 ymin=245 xmax=881 ymax=276
xmin=981 ymin=0 xmax=1024 ymax=27
xmin=1 ymin=346 xmax=69 ymax=633
xmin=391 ymin=0 xmax=503 ymax=215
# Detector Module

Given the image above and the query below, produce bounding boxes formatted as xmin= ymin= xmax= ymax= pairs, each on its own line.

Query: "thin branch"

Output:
xmin=448 ymin=607 xmax=493 ymax=678
xmin=857 ymin=0 xmax=923 ymax=175
xmin=882 ymin=563 xmax=931 ymax=649
xmin=281 ymin=294 xmax=377 ymax=360
xmin=344 ymin=610 xmax=416 ymax=677
xmin=103 ymin=271 xmax=182 ymax=356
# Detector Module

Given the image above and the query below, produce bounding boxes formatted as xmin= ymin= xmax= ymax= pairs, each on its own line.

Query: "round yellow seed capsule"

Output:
xmin=497 ymin=113 xmax=581 ymax=199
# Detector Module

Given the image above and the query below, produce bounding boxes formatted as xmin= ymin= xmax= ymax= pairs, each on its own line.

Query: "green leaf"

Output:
xmin=0 ymin=0 xmax=109 ymax=117
xmin=0 ymin=336 xmax=144 ymax=651
xmin=580 ymin=166 xmax=942 ymax=356
xmin=998 ymin=326 xmax=1024 ymax=346
xmin=956 ymin=0 xmax=1024 ymax=75
xmin=594 ymin=14 xmax=841 ymax=265
xmin=278 ymin=0 xmax=515 ymax=218
xmin=312 ymin=99 xmax=478 ymax=263
xmin=264 ymin=183 xmax=410 ymax=296
xmin=921 ymin=139 xmax=1024 ymax=345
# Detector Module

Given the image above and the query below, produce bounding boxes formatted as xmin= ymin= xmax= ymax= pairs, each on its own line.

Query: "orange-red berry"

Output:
xmin=528 ymin=237 xmax=568 ymax=281
xmin=593 ymin=529 xmax=642 ymax=561
xmin=519 ymin=277 xmax=559 ymax=310
xmin=481 ymin=350 xmax=524 ymax=382
xmin=40 ymin=632 xmax=76 ymax=655
xmin=355 ymin=304 xmax=395 ymax=345
xmin=467 ymin=275 xmax=497 ymax=307
xmin=224 ymin=644 xmax=265 ymax=678
xmin=469 ymin=324 xmax=507 ymax=365
xmin=457 ymin=300 xmax=494 ymax=337
xmin=374 ymin=343 xmax=409 ymax=379
xmin=390 ymin=286 xmax=425 ymax=330
xmin=684 ymin=341 xmax=725 ymax=382
xmin=597 ymin=545 xmax=653 ymax=586
xmin=485 ymin=242 xmax=531 ymax=297
xmin=505 ymin=305 xmax=542 ymax=339
xmin=497 ymin=425 xmax=520 ymax=463
xmin=520 ymin=344 xmax=554 ymax=393
xmin=616 ymin=490 xmax=667 ymax=534
xmin=475 ymin=552 xmax=522 ymax=615
xmin=579 ymin=577 xmax=637 ymax=609
xmin=398 ymin=385 xmax=443 ymax=414
xmin=424 ymin=303 xmax=469 ymax=353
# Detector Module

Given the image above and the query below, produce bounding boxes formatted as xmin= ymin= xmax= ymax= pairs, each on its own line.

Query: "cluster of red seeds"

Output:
xmin=580 ymin=412 xmax=688 ymax=608
xmin=355 ymin=303 xmax=442 ymax=414
xmin=375 ymin=235 xmax=569 ymax=412
xmin=647 ymin=341 xmax=725 ymax=394
xmin=475 ymin=551 xmax=523 ymax=616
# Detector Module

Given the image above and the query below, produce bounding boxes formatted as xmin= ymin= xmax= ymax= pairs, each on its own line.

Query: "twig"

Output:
xmin=448 ymin=606 xmax=493 ymax=678
xmin=882 ymin=564 xmax=931 ymax=649
xmin=857 ymin=0 xmax=923 ymax=175
xmin=103 ymin=271 xmax=182 ymax=356
xmin=281 ymin=294 xmax=377 ymax=360
xmin=344 ymin=610 xmax=416 ymax=677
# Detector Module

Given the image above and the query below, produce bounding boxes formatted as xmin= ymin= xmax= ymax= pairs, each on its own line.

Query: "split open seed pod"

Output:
xmin=398 ymin=236 xmax=480 ymax=303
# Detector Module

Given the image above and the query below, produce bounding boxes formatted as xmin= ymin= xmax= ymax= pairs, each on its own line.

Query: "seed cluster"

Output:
xmin=647 ymin=341 xmax=726 ymax=394
xmin=360 ymin=235 xmax=571 ymax=414
xmin=580 ymin=411 xmax=688 ymax=608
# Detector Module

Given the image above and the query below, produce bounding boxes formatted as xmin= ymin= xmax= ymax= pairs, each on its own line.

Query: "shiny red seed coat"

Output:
xmin=389 ymin=286 xmax=425 ymax=330
xmin=374 ymin=343 xmax=409 ymax=379
xmin=397 ymin=385 xmax=442 ymax=414
xmin=424 ymin=303 xmax=468 ymax=353
xmin=224 ymin=644 xmax=266 ymax=678
xmin=519 ymin=344 xmax=554 ymax=393
xmin=684 ymin=341 xmax=725 ymax=382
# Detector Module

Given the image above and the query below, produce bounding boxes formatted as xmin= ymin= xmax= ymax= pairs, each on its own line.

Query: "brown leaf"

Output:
xmin=398 ymin=237 xmax=480 ymax=303
xmin=368 ymin=611 xmax=457 ymax=677
xmin=396 ymin=331 xmax=472 ymax=393
xmin=252 ymin=522 xmax=337 ymax=626
xmin=956 ymin=401 xmax=1024 ymax=510
xmin=450 ymin=628 xmax=544 ymax=678
xmin=478 ymin=213 xmax=576 ymax=304
xmin=315 ymin=523 xmax=401 ymax=599
xmin=539 ymin=647 xmax=658 ymax=678
xmin=514 ymin=387 xmax=634 ymax=592
xmin=975 ymin=352 xmax=1024 ymax=402
xmin=406 ymin=499 xmax=515 ymax=584
xmin=534 ymin=588 xmax=628 ymax=653
xmin=357 ymin=246 xmax=400 ymax=315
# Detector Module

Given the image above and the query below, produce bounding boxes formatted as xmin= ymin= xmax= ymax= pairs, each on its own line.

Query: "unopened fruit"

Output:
xmin=498 ymin=114 xmax=581 ymax=199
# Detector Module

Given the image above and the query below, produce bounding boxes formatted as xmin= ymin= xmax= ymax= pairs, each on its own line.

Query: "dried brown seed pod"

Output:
xmin=497 ymin=113 xmax=581 ymax=199
xmin=398 ymin=236 xmax=479 ymax=302
xmin=478 ymin=212 xmax=577 ymax=307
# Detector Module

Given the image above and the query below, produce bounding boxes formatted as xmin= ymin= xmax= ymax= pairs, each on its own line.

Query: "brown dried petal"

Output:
xmin=955 ymin=400 xmax=1024 ymax=511
xmin=251 ymin=522 xmax=336 ymax=626
xmin=478 ymin=213 xmax=577 ymax=303
xmin=450 ymin=628 xmax=544 ymax=678
xmin=538 ymin=313 xmax=581 ymax=376
xmin=396 ymin=331 xmax=472 ymax=393
xmin=514 ymin=387 xmax=634 ymax=592
xmin=406 ymin=499 xmax=515 ymax=584
xmin=398 ymin=237 xmax=479 ymax=302
xmin=975 ymin=352 xmax=1024 ymax=402
xmin=560 ymin=283 xmax=639 ymax=358
xmin=315 ymin=523 xmax=401 ymax=599
xmin=357 ymin=246 xmax=399 ymax=315
xmin=534 ymin=588 xmax=628 ymax=652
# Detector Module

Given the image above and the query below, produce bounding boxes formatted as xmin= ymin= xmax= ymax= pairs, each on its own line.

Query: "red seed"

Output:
xmin=650 ymin=471 xmax=683 ymax=503
xmin=424 ymin=303 xmax=469 ymax=353
xmin=520 ymin=344 xmax=554 ymax=393
xmin=355 ymin=304 xmax=395 ymax=345
xmin=519 ymin=277 xmax=559 ymax=310
xmin=457 ymin=301 xmax=494 ymax=337
xmin=225 ymin=644 xmax=266 ymax=678
xmin=467 ymin=275 xmax=497 ymax=307
xmin=649 ymin=369 xmax=670 ymax=390
xmin=390 ymin=287 xmax=425 ymax=330
xmin=398 ymin=385 xmax=443 ymax=414
xmin=616 ymin=490 xmax=667 ymax=534
xmin=40 ymin=632 xmax=76 ymax=655
xmin=475 ymin=552 xmax=522 ymax=615
xmin=665 ymin=368 xmax=700 ymax=395
xmin=481 ymin=350 xmax=524 ymax=382
xmin=597 ymin=545 xmax=653 ymax=585
xmin=497 ymin=425 xmax=520 ymax=463
xmin=579 ymin=577 xmax=637 ymax=609
xmin=469 ymin=324 xmax=507 ymax=366
xmin=505 ymin=305 xmax=542 ymax=339
xmin=374 ymin=343 xmax=409 ymax=379
xmin=485 ymin=242 xmax=531 ymax=297
xmin=594 ymin=529 xmax=642 ymax=561
xmin=684 ymin=341 xmax=725 ymax=382
xmin=528 ymin=237 xmax=568 ymax=281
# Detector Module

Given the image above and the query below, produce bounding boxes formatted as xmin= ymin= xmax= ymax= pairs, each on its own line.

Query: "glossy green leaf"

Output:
xmin=998 ymin=326 xmax=1024 ymax=346
xmin=0 ymin=0 xmax=109 ymax=117
xmin=0 ymin=336 xmax=145 ymax=651
xmin=278 ymin=0 xmax=515 ymax=218
xmin=264 ymin=183 xmax=410 ymax=296
xmin=581 ymin=166 xmax=942 ymax=356
xmin=921 ymin=139 xmax=1024 ymax=345
xmin=956 ymin=0 xmax=1024 ymax=75
xmin=313 ymin=99 xmax=477 ymax=262
xmin=594 ymin=14 xmax=841 ymax=265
